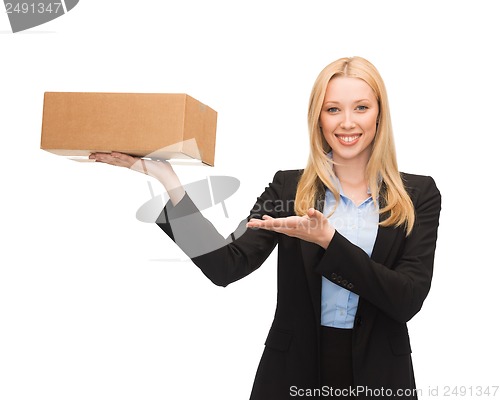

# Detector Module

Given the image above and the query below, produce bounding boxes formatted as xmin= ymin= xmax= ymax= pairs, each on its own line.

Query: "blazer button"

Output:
xmin=331 ymin=273 xmax=337 ymax=280
xmin=341 ymin=280 xmax=348 ymax=287
xmin=347 ymin=283 xmax=354 ymax=290
xmin=336 ymin=276 xmax=343 ymax=284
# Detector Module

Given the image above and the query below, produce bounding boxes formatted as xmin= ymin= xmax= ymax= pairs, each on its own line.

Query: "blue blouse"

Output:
xmin=320 ymin=177 xmax=379 ymax=329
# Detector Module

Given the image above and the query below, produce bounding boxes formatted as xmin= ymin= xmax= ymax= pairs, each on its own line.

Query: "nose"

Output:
xmin=340 ymin=111 xmax=356 ymax=130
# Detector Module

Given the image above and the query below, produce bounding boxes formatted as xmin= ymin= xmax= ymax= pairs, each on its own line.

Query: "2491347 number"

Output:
xmin=443 ymin=386 xmax=499 ymax=397
xmin=5 ymin=2 xmax=63 ymax=14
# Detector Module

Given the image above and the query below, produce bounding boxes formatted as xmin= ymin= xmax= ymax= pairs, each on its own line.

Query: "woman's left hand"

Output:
xmin=246 ymin=208 xmax=335 ymax=249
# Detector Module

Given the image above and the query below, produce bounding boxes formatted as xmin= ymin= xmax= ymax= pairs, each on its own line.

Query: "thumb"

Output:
xmin=307 ymin=208 xmax=321 ymax=219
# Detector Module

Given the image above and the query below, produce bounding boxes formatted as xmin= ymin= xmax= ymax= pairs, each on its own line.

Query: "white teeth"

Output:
xmin=337 ymin=135 xmax=360 ymax=143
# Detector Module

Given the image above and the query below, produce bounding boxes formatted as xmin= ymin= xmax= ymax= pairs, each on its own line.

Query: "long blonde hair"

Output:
xmin=294 ymin=56 xmax=415 ymax=235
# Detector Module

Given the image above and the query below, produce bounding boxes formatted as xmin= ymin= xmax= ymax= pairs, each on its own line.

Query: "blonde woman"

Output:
xmin=92 ymin=56 xmax=441 ymax=399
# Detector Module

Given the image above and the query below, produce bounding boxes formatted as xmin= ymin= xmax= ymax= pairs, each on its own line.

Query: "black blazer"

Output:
xmin=156 ymin=170 xmax=441 ymax=399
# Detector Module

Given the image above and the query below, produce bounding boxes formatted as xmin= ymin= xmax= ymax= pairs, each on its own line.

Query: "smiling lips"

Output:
xmin=335 ymin=134 xmax=362 ymax=145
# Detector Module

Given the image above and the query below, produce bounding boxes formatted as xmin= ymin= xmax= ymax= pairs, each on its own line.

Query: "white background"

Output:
xmin=1 ymin=1 xmax=499 ymax=399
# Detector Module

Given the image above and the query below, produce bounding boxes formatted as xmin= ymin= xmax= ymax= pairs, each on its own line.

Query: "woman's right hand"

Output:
xmin=89 ymin=152 xmax=186 ymax=206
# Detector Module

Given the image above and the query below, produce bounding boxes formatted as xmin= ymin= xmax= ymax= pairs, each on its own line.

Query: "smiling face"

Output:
xmin=319 ymin=76 xmax=379 ymax=167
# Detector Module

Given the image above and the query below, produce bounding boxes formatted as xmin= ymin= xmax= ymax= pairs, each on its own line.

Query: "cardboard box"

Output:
xmin=40 ymin=92 xmax=217 ymax=166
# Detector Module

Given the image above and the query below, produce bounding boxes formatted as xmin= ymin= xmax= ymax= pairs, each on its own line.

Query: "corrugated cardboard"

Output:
xmin=40 ymin=92 xmax=217 ymax=166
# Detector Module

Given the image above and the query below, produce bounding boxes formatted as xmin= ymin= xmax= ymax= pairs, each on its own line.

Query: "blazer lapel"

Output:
xmin=301 ymin=188 xmax=326 ymax=328
xmin=370 ymin=224 xmax=402 ymax=264
xmin=370 ymin=183 xmax=405 ymax=265
xmin=300 ymin=240 xmax=323 ymax=326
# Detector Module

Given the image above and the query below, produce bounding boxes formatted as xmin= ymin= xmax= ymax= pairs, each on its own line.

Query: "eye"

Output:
xmin=326 ymin=107 xmax=340 ymax=113
xmin=356 ymin=105 xmax=368 ymax=111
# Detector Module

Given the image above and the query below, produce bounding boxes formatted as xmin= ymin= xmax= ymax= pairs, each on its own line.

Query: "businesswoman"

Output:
xmin=91 ymin=56 xmax=441 ymax=399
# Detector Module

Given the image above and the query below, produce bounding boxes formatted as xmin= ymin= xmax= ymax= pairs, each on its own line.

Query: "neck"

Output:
xmin=333 ymin=158 xmax=368 ymax=187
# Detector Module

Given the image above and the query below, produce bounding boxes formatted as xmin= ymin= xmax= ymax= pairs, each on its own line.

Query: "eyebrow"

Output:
xmin=323 ymin=99 xmax=373 ymax=105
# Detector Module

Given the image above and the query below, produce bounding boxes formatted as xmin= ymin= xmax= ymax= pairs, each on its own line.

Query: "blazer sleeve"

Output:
xmin=315 ymin=175 xmax=441 ymax=323
xmin=155 ymin=171 xmax=290 ymax=287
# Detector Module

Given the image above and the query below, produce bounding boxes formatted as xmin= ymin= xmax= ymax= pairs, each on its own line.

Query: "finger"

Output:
xmin=92 ymin=152 xmax=131 ymax=167
xmin=104 ymin=155 xmax=125 ymax=165
xmin=111 ymin=152 xmax=136 ymax=164
xmin=110 ymin=152 xmax=137 ymax=167
xmin=247 ymin=219 xmax=272 ymax=228
xmin=247 ymin=217 xmax=265 ymax=225
xmin=308 ymin=208 xmax=326 ymax=222
xmin=262 ymin=215 xmax=274 ymax=220
xmin=246 ymin=222 xmax=261 ymax=229
xmin=246 ymin=221 xmax=273 ymax=231
xmin=248 ymin=218 xmax=280 ymax=229
xmin=90 ymin=152 xmax=107 ymax=161
xmin=94 ymin=153 xmax=109 ymax=163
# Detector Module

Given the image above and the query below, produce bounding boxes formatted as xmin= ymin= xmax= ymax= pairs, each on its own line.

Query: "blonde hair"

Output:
xmin=294 ymin=56 xmax=415 ymax=235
